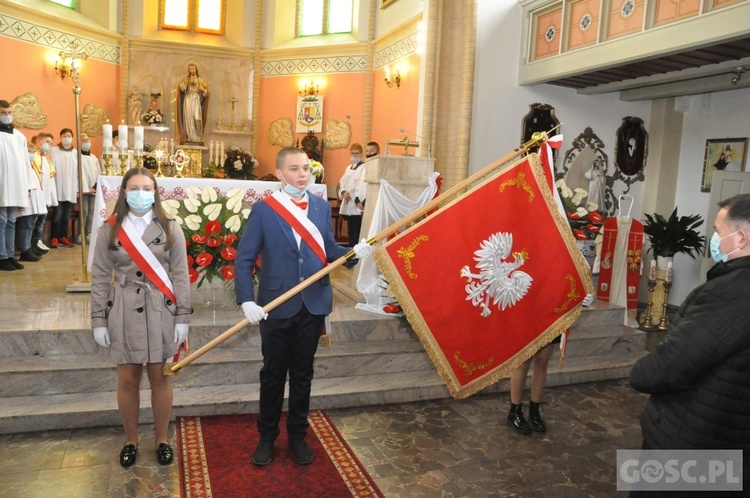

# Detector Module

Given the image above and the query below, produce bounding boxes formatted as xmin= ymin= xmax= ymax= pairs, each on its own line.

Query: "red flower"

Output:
xmin=588 ymin=212 xmax=603 ymax=223
xmin=192 ymin=234 xmax=207 ymax=244
xmin=207 ymin=238 xmax=222 ymax=248
xmin=220 ymin=265 xmax=235 ymax=281
xmin=223 ymin=234 xmax=238 ymax=246
xmin=196 ymin=252 xmax=213 ymax=267
xmin=205 ymin=220 xmax=221 ymax=236
xmin=221 ymin=246 xmax=237 ymax=261
xmin=587 ymin=224 xmax=601 ymax=233
xmin=188 ymin=267 xmax=200 ymax=283
xmin=569 ymin=212 xmax=581 ymax=220
xmin=573 ymin=229 xmax=588 ymax=240
xmin=187 ymin=255 xmax=195 ymax=267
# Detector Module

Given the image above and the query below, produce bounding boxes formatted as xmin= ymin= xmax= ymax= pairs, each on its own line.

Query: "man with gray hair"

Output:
xmin=630 ymin=193 xmax=750 ymax=494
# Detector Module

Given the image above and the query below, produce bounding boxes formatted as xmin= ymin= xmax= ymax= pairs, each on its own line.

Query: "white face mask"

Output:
xmin=0 ymin=115 xmax=12 ymax=125
xmin=62 ymin=137 xmax=73 ymax=147
xmin=40 ymin=143 xmax=51 ymax=154
xmin=81 ymin=142 xmax=91 ymax=152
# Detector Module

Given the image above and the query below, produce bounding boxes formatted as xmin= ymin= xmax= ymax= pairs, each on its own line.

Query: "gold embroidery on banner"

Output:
xmin=454 ymin=351 xmax=494 ymax=376
xmin=627 ymin=248 xmax=642 ymax=272
xmin=396 ymin=235 xmax=429 ymax=279
xmin=498 ymin=171 xmax=535 ymax=202
xmin=554 ymin=275 xmax=580 ymax=312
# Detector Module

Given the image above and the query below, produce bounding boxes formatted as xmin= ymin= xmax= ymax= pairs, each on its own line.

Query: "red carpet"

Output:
xmin=177 ymin=411 xmax=383 ymax=497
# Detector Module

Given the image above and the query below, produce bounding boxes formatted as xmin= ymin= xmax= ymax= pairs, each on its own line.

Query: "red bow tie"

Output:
xmin=291 ymin=198 xmax=308 ymax=210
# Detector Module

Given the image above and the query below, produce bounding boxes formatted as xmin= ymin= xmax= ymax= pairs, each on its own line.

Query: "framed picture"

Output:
xmin=701 ymin=138 xmax=748 ymax=192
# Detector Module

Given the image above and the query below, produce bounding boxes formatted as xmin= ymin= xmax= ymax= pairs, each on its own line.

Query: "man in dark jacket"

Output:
xmin=630 ymin=193 xmax=750 ymax=495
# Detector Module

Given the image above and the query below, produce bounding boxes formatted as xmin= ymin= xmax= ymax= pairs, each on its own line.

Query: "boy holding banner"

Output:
xmin=90 ymin=168 xmax=192 ymax=468
xmin=235 ymin=147 xmax=371 ymax=466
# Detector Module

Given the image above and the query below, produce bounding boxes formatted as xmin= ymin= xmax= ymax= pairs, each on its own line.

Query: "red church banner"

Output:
xmin=373 ymin=154 xmax=593 ymax=398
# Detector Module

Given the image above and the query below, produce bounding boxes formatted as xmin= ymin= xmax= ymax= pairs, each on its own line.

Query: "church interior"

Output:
xmin=1 ymin=0 xmax=750 ymax=495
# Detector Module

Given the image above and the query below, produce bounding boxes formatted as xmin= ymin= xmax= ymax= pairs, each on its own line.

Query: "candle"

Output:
xmin=102 ymin=124 xmax=113 ymax=148
xmin=221 ymin=141 xmax=225 ymax=164
xmin=170 ymin=139 xmax=175 ymax=155
xmin=648 ymin=260 xmax=656 ymax=282
xmin=665 ymin=261 xmax=673 ymax=284
xmin=134 ymin=126 xmax=144 ymax=149
xmin=209 ymin=141 xmax=214 ymax=164
xmin=118 ymin=124 xmax=128 ymax=149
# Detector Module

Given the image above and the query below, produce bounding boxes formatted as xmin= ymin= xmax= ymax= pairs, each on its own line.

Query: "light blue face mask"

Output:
xmin=126 ymin=190 xmax=155 ymax=214
xmin=709 ymin=230 xmax=739 ymax=263
xmin=282 ymin=181 xmax=308 ymax=197
xmin=81 ymin=142 xmax=91 ymax=152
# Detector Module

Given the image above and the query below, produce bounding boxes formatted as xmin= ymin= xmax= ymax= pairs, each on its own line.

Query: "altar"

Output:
xmin=88 ymin=176 xmax=327 ymax=269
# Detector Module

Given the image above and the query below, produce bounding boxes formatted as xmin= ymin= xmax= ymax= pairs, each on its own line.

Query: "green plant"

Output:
xmin=643 ymin=207 xmax=706 ymax=259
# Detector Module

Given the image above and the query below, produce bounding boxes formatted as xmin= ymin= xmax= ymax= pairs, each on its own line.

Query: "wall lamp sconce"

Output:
xmin=384 ymin=66 xmax=401 ymax=89
xmin=54 ymin=42 xmax=88 ymax=81
xmin=299 ymin=80 xmax=319 ymax=97
xmin=731 ymin=67 xmax=745 ymax=85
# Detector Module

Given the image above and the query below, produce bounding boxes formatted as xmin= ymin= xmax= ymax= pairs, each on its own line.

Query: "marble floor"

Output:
xmin=0 ymin=245 xmax=656 ymax=497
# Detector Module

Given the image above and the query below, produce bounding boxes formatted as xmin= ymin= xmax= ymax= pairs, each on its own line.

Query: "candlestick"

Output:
xmin=209 ymin=141 xmax=214 ymax=164
xmin=118 ymin=124 xmax=128 ymax=149
xmin=134 ymin=126 xmax=144 ymax=149
xmin=658 ymin=280 xmax=673 ymax=330
xmin=170 ymin=139 xmax=175 ymax=155
xmin=640 ymin=280 xmax=657 ymax=330
xmin=102 ymin=124 xmax=113 ymax=148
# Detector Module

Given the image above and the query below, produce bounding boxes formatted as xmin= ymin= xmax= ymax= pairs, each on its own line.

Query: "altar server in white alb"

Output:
xmin=90 ymin=168 xmax=192 ymax=469
xmin=337 ymin=142 xmax=367 ymax=246
xmin=15 ymin=135 xmax=47 ymax=262
xmin=80 ymin=133 xmax=101 ymax=244
xmin=33 ymin=132 xmax=57 ymax=253
xmin=50 ymin=127 xmax=78 ymax=248
xmin=0 ymin=100 xmax=30 ymax=272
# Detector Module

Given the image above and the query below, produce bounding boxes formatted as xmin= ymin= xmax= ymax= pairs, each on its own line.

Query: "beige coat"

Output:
xmin=91 ymin=218 xmax=192 ymax=364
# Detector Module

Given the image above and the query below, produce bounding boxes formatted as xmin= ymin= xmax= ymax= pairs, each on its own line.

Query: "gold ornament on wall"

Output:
xmin=80 ymin=104 xmax=110 ymax=137
xmin=268 ymin=117 xmax=295 ymax=147
xmin=10 ymin=93 xmax=47 ymax=129
xmin=322 ymin=120 xmax=351 ymax=150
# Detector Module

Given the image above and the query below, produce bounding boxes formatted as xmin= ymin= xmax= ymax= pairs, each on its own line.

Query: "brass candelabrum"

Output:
xmin=657 ymin=280 xmax=673 ymax=331
xmin=640 ymin=279 xmax=657 ymax=330
xmin=103 ymin=147 xmax=116 ymax=176
xmin=119 ymin=147 xmax=129 ymax=175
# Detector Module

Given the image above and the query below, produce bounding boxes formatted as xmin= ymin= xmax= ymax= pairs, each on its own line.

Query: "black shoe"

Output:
xmin=528 ymin=401 xmax=547 ymax=433
xmin=119 ymin=444 xmax=138 ymax=468
xmin=0 ymin=259 xmax=15 ymax=272
xmin=34 ymin=244 xmax=49 ymax=255
xmin=8 ymin=258 xmax=23 ymax=270
xmin=507 ymin=403 xmax=532 ymax=435
xmin=156 ymin=443 xmax=174 ymax=465
xmin=252 ymin=439 xmax=274 ymax=466
xmin=19 ymin=250 xmax=41 ymax=262
xmin=289 ymin=439 xmax=313 ymax=465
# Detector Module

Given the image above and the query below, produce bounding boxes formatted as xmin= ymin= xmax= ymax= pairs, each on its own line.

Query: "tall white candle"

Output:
xmin=221 ymin=141 xmax=225 ymax=164
xmin=102 ymin=124 xmax=113 ymax=148
xmin=665 ymin=261 xmax=673 ymax=284
xmin=649 ymin=260 xmax=656 ymax=282
xmin=118 ymin=124 xmax=128 ymax=149
xmin=209 ymin=141 xmax=214 ymax=164
xmin=134 ymin=126 xmax=144 ymax=149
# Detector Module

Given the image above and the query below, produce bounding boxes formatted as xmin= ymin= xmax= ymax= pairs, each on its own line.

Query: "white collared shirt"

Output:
xmin=127 ymin=210 xmax=154 ymax=237
xmin=280 ymin=190 xmax=308 ymax=248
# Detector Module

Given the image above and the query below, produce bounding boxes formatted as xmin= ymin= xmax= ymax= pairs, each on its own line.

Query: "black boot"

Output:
xmin=529 ymin=401 xmax=547 ymax=433
xmin=507 ymin=403 xmax=531 ymax=435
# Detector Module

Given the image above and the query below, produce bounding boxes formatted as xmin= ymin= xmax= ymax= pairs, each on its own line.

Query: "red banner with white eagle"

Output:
xmin=373 ymin=154 xmax=593 ymax=398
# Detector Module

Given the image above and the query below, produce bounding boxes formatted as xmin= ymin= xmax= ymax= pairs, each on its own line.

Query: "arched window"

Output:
xmin=298 ymin=0 xmax=353 ymax=37
xmin=163 ymin=0 xmax=225 ymax=35
xmin=49 ymin=0 xmax=75 ymax=7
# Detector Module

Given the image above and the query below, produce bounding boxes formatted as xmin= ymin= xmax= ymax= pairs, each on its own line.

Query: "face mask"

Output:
xmin=709 ymin=230 xmax=739 ymax=263
xmin=0 ymin=115 xmax=12 ymax=125
xmin=126 ymin=190 xmax=155 ymax=214
xmin=29 ymin=152 xmax=35 ymax=162
xmin=282 ymin=180 xmax=308 ymax=197
xmin=81 ymin=142 xmax=91 ymax=152
xmin=350 ymin=156 xmax=360 ymax=164
xmin=62 ymin=137 xmax=73 ymax=147
xmin=40 ymin=143 xmax=51 ymax=154
xmin=366 ymin=153 xmax=376 ymax=158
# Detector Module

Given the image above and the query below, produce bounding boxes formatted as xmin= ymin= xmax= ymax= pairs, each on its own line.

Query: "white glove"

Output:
xmin=93 ymin=327 xmax=110 ymax=348
xmin=242 ymin=301 xmax=268 ymax=324
xmin=582 ymin=294 xmax=595 ymax=307
xmin=353 ymin=239 xmax=373 ymax=260
xmin=174 ymin=323 xmax=189 ymax=346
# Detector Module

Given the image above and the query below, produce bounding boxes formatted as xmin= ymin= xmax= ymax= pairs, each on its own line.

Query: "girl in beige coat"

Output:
xmin=90 ymin=168 xmax=192 ymax=468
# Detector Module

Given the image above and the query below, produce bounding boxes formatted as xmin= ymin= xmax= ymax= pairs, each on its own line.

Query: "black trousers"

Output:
xmin=257 ymin=306 xmax=324 ymax=442
xmin=51 ymin=201 xmax=74 ymax=240
xmin=344 ymin=214 xmax=362 ymax=247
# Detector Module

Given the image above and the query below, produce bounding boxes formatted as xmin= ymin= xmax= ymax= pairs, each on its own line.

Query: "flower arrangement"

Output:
xmin=141 ymin=108 xmax=164 ymax=125
xmin=556 ymin=178 xmax=604 ymax=241
xmin=224 ymin=147 xmax=258 ymax=180
xmin=309 ymin=159 xmax=324 ymax=181
xmin=162 ymin=186 xmax=251 ymax=287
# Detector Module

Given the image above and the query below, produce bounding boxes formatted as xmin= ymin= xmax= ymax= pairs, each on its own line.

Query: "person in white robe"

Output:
xmin=80 ymin=133 xmax=101 ymax=244
xmin=50 ymin=128 xmax=78 ymax=248
xmin=337 ymin=143 xmax=366 ymax=247
xmin=0 ymin=100 xmax=30 ymax=271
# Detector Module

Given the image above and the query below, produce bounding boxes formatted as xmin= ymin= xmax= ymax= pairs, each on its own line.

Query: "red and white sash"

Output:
xmin=108 ymin=215 xmax=177 ymax=304
xmin=265 ymin=191 xmax=327 ymax=265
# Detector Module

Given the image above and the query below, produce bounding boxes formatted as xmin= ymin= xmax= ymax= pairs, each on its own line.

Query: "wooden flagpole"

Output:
xmin=164 ymin=132 xmax=551 ymax=375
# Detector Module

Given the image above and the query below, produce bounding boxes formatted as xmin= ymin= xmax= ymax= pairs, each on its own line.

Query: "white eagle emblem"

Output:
xmin=460 ymin=232 xmax=533 ymax=317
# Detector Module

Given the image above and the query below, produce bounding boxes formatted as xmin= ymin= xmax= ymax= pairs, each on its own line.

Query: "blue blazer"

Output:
xmin=234 ymin=194 xmax=351 ymax=319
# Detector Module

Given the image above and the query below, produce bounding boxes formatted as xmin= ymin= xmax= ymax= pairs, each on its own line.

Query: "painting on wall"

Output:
xmin=701 ymin=137 xmax=748 ymax=192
